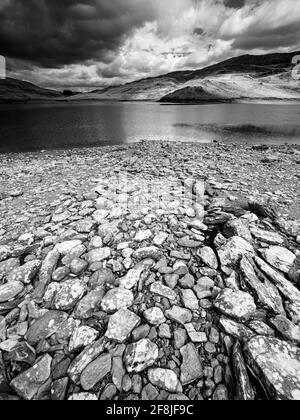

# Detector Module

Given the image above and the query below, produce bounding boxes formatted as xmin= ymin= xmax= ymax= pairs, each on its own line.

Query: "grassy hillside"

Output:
xmin=0 ymin=78 xmax=62 ymax=103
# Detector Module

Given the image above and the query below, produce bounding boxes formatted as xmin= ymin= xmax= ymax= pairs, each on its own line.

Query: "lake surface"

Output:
xmin=0 ymin=101 xmax=300 ymax=153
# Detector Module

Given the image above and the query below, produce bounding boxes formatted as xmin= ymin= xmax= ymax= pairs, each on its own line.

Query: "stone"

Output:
xmin=260 ymin=247 xmax=296 ymax=274
xmin=52 ymin=267 xmax=70 ymax=282
xmin=174 ymin=329 xmax=187 ymax=349
xmin=181 ymin=289 xmax=199 ymax=311
xmin=165 ymin=274 xmax=179 ymax=289
xmin=250 ymin=227 xmax=284 ymax=245
xmin=0 ymin=245 xmax=10 ymax=262
xmin=89 ymin=268 xmax=115 ymax=289
xmin=26 ymin=311 xmax=69 ymax=345
xmin=101 ymin=288 xmax=134 ymax=313
xmin=125 ymin=339 xmax=159 ymax=373
xmin=132 ymin=324 xmax=150 ymax=341
xmin=219 ymin=317 xmax=255 ymax=343
xmin=148 ymin=369 xmax=182 ymax=393
xmin=74 ymin=288 xmax=105 ymax=319
xmin=120 ymin=268 xmax=143 ymax=289
xmin=135 ymin=230 xmax=152 ymax=242
xmin=270 ymin=315 xmax=300 ymax=345
xmin=179 ymin=274 xmax=195 ymax=289
xmin=217 ymin=236 xmax=255 ymax=270
xmin=185 ymin=323 xmax=207 ymax=343
xmin=223 ymin=218 xmax=252 ymax=243
xmin=7 ymin=260 xmax=41 ymax=284
xmin=112 ymin=357 xmax=125 ymax=391
xmin=142 ymin=384 xmax=159 ymax=400
xmin=165 ymin=306 xmax=192 ymax=325
xmin=213 ymin=385 xmax=228 ymax=400
xmin=68 ymin=338 xmax=106 ymax=384
xmin=0 ymin=281 xmax=24 ymax=303
xmin=80 ymin=354 xmax=112 ymax=391
xmin=198 ymin=247 xmax=218 ymax=269
xmin=150 ymin=282 xmax=177 ymax=301
xmin=255 ymin=257 xmax=300 ymax=304
xmin=133 ymin=246 xmax=162 ymax=261
xmin=10 ymin=354 xmax=52 ymax=400
xmin=245 ymin=336 xmax=300 ymax=400
xmin=144 ymin=307 xmax=166 ymax=326
xmin=240 ymin=257 xmax=284 ymax=315
xmin=232 ymin=342 xmax=255 ymax=400
xmin=68 ymin=393 xmax=98 ymax=401
xmin=70 ymin=258 xmax=88 ymax=275
xmin=153 ymin=232 xmax=168 ymax=246
xmin=106 ymin=309 xmax=141 ymax=343
xmin=249 ymin=320 xmax=274 ymax=337
xmin=0 ymin=258 xmax=20 ymax=282
xmin=51 ymin=378 xmax=69 ymax=401
xmin=88 ymin=247 xmax=111 ymax=263
xmin=76 ymin=218 xmax=96 ymax=233
xmin=69 ymin=326 xmax=99 ymax=353
xmin=33 ymin=250 xmax=60 ymax=300
xmin=53 ymin=279 xmax=87 ymax=311
xmin=159 ymin=323 xmax=171 ymax=339
xmin=55 ymin=240 xmax=82 ymax=255
xmin=289 ymin=256 xmax=300 ymax=285
xmin=180 ymin=343 xmax=203 ymax=385
xmin=214 ymin=289 xmax=256 ymax=321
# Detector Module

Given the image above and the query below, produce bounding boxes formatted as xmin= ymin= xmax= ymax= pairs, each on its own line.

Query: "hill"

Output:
xmin=0 ymin=78 xmax=63 ymax=103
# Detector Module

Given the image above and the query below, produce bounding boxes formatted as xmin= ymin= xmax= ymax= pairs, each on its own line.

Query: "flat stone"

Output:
xmin=240 ymin=257 xmax=284 ymax=314
xmin=153 ymin=232 xmax=168 ymax=246
xmin=198 ymin=247 xmax=218 ymax=269
xmin=144 ymin=307 xmax=166 ymax=326
xmin=53 ymin=279 xmax=87 ymax=311
xmin=165 ymin=306 xmax=192 ymax=325
xmin=55 ymin=240 xmax=82 ymax=255
xmin=214 ymin=288 xmax=256 ymax=321
xmin=219 ymin=317 xmax=255 ymax=343
xmin=255 ymin=257 xmax=300 ymax=304
xmin=26 ymin=310 xmax=69 ymax=345
xmin=125 ymin=339 xmax=159 ymax=373
xmin=217 ymin=236 xmax=255 ymax=269
xmin=0 ymin=258 xmax=20 ymax=281
xmin=74 ymin=288 xmax=105 ymax=319
xmin=101 ymin=287 xmax=134 ymax=313
xmin=76 ymin=218 xmax=96 ymax=233
xmin=0 ymin=245 xmax=10 ymax=262
xmin=10 ymin=354 xmax=52 ymax=400
xmin=80 ymin=354 xmax=112 ymax=391
xmin=181 ymin=289 xmax=199 ymax=311
xmin=270 ymin=315 xmax=300 ymax=345
xmin=106 ymin=309 xmax=141 ymax=343
xmin=68 ymin=393 xmax=98 ymax=401
xmin=70 ymin=258 xmax=88 ymax=275
xmin=120 ymin=268 xmax=143 ymax=289
xmin=250 ymin=227 xmax=284 ymax=245
xmin=135 ymin=230 xmax=152 ymax=242
xmin=232 ymin=341 xmax=255 ymax=400
xmin=33 ymin=250 xmax=60 ymax=300
xmin=148 ymin=369 xmax=182 ymax=393
xmin=289 ymin=256 xmax=300 ymax=285
xmin=93 ymin=210 xmax=109 ymax=223
xmin=180 ymin=343 xmax=203 ymax=385
xmin=223 ymin=218 xmax=252 ymax=243
xmin=89 ymin=268 xmax=115 ymax=289
xmin=69 ymin=326 xmax=99 ymax=353
xmin=260 ymin=247 xmax=296 ymax=274
xmin=0 ymin=281 xmax=24 ymax=303
xmin=150 ymin=282 xmax=177 ymax=301
xmin=88 ymin=247 xmax=111 ymax=263
xmin=68 ymin=338 xmax=106 ymax=384
xmin=245 ymin=336 xmax=300 ymax=400
xmin=7 ymin=260 xmax=41 ymax=284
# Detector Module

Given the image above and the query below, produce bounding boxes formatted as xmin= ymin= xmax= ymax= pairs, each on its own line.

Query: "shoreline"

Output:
xmin=0 ymin=139 xmax=299 ymax=401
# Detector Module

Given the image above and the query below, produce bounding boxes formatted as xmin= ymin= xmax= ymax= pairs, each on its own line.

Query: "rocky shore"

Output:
xmin=0 ymin=140 xmax=300 ymax=401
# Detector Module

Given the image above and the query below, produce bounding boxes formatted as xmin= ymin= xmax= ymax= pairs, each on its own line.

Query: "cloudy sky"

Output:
xmin=0 ymin=0 xmax=299 ymax=90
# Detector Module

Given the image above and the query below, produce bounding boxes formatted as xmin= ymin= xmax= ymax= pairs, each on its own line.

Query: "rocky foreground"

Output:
xmin=0 ymin=140 xmax=300 ymax=401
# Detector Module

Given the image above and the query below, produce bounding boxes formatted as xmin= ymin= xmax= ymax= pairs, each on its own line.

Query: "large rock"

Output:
xmin=240 ymin=257 xmax=284 ymax=314
xmin=260 ymin=247 xmax=296 ymax=274
xmin=0 ymin=281 xmax=24 ymax=303
xmin=180 ymin=343 xmax=203 ymax=385
xmin=232 ymin=342 xmax=255 ymax=400
xmin=148 ymin=369 xmax=182 ymax=393
xmin=74 ymin=288 xmax=105 ymax=319
xmin=80 ymin=354 xmax=112 ymax=391
xmin=245 ymin=336 xmax=300 ymax=400
xmin=255 ymin=257 xmax=300 ymax=304
xmin=289 ymin=256 xmax=300 ymax=285
xmin=120 ymin=268 xmax=143 ymax=290
xmin=181 ymin=289 xmax=199 ymax=311
xmin=217 ymin=236 xmax=255 ymax=270
xmin=26 ymin=311 xmax=69 ymax=345
xmin=250 ymin=227 xmax=284 ymax=245
xmin=223 ymin=218 xmax=252 ymax=243
xmin=219 ymin=317 xmax=255 ymax=343
xmin=214 ymin=289 xmax=256 ymax=321
xmin=125 ymin=339 xmax=159 ymax=373
xmin=0 ymin=258 xmax=20 ymax=281
xmin=10 ymin=354 xmax=52 ymax=400
xmin=88 ymin=247 xmax=111 ymax=263
xmin=106 ymin=309 xmax=141 ymax=343
xmin=150 ymin=282 xmax=177 ymax=301
xmin=55 ymin=240 xmax=82 ymax=255
xmin=69 ymin=326 xmax=99 ymax=353
xmin=101 ymin=288 xmax=134 ymax=313
xmin=144 ymin=307 xmax=166 ymax=326
xmin=270 ymin=315 xmax=300 ymax=345
xmin=133 ymin=246 xmax=162 ymax=261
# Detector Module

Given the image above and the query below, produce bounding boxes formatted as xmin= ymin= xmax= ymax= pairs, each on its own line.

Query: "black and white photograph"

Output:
xmin=0 ymin=0 xmax=300 ymax=405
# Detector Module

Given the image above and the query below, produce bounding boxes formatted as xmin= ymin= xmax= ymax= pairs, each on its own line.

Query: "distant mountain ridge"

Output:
xmin=1 ymin=51 xmax=300 ymax=103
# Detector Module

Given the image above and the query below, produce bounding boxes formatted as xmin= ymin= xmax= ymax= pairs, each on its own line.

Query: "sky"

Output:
xmin=0 ymin=0 xmax=299 ymax=90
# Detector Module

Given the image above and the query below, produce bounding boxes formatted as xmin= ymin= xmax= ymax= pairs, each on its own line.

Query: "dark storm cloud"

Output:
xmin=224 ymin=0 xmax=246 ymax=8
xmin=0 ymin=0 xmax=157 ymax=67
